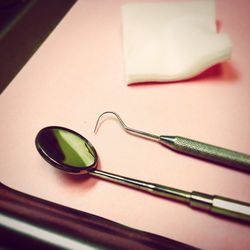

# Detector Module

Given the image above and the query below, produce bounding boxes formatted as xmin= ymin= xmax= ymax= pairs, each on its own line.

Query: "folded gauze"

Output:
xmin=122 ymin=0 xmax=232 ymax=85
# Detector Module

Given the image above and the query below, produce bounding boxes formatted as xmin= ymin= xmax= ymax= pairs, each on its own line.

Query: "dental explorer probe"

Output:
xmin=94 ymin=111 xmax=250 ymax=172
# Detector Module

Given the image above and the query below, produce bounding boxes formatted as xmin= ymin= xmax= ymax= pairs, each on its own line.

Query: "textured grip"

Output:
xmin=160 ymin=136 xmax=250 ymax=172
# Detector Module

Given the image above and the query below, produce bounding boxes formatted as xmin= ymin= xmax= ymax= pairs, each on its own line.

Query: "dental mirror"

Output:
xmin=35 ymin=126 xmax=250 ymax=222
xmin=36 ymin=126 xmax=97 ymax=174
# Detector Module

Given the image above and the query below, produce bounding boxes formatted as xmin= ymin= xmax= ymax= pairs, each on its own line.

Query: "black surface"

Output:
xmin=0 ymin=182 xmax=197 ymax=250
xmin=0 ymin=0 xmax=77 ymax=93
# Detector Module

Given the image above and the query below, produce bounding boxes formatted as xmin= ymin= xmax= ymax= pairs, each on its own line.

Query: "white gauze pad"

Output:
xmin=122 ymin=0 xmax=232 ymax=84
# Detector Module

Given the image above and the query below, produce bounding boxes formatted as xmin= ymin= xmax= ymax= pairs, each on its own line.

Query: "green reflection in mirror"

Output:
xmin=54 ymin=129 xmax=95 ymax=168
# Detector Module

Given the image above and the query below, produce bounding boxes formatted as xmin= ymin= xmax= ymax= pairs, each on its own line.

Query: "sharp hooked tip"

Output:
xmin=94 ymin=111 xmax=159 ymax=141
xmin=93 ymin=111 xmax=127 ymax=134
xmin=93 ymin=119 xmax=99 ymax=134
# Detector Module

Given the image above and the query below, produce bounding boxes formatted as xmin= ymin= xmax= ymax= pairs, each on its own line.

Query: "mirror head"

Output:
xmin=35 ymin=126 xmax=97 ymax=174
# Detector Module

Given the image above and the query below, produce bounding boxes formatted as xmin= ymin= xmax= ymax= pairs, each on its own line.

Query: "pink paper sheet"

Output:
xmin=0 ymin=1 xmax=249 ymax=249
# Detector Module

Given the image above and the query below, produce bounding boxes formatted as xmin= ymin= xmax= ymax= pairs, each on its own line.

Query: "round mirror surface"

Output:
xmin=36 ymin=126 xmax=97 ymax=173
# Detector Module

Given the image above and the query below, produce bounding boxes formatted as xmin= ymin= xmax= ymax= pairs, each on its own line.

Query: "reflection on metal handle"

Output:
xmin=159 ymin=136 xmax=250 ymax=172
xmin=190 ymin=192 xmax=250 ymax=222
xmin=90 ymin=170 xmax=250 ymax=223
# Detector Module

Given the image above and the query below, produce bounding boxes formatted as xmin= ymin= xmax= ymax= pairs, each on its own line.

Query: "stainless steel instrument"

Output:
xmin=94 ymin=111 xmax=250 ymax=172
xmin=36 ymin=126 xmax=250 ymax=223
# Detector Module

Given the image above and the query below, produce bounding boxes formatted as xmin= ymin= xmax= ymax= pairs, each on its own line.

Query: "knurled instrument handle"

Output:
xmin=160 ymin=136 xmax=250 ymax=172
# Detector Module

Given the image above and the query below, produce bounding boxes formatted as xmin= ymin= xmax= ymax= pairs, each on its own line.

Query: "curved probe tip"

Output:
xmin=93 ymin=111 xmax=159 ymax=141
xmin=93 ymin=111 xmax=127 ymax=134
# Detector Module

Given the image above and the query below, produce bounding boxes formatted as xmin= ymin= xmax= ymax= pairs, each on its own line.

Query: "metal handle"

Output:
xmin=159 ymin=136 xmax=250 ymax=172
xmin=91 ymin=170 xmax=250 ymax=223
xmin=190 ymin=191 xmax=250 ymax=222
